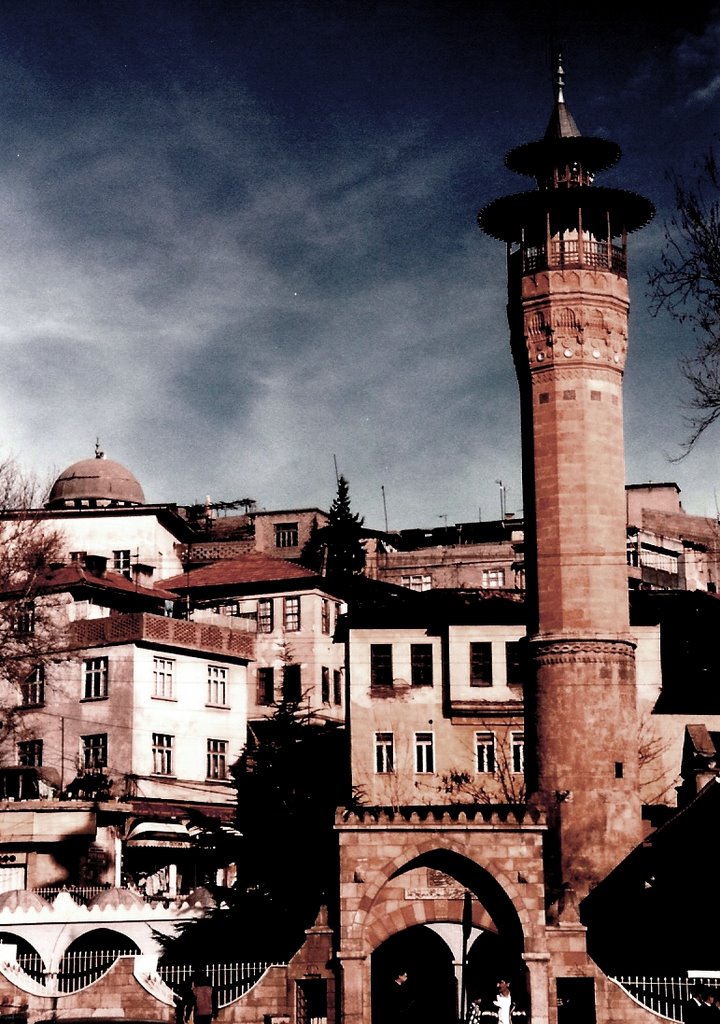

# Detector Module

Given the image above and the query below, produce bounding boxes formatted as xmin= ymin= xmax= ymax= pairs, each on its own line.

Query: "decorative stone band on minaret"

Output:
xmin=479 ymin=54 xmax=654 ymax=901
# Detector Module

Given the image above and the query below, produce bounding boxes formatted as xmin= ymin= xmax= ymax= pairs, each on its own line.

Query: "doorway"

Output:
xmin=372 ymin=924 xmax=456 ymax=1024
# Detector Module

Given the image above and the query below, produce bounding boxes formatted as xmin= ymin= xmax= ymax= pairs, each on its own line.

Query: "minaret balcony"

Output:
xmin=517 ymin=238 xmax=626 ymax=276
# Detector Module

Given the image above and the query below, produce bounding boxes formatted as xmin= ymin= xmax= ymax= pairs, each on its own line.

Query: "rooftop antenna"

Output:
xmin=333 ymin=454 xmax=340 ymax=487
xmin=381 ymin=485 xmax=389 ymax=533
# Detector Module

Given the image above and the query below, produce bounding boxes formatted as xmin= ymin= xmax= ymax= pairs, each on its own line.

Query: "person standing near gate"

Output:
xmin=185 ymin=970 xmax=218 ymax=1024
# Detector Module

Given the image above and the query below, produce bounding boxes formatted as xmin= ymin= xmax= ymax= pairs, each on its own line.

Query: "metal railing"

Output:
xmin=9 ymin=952 xmax=283 ymax=1001
xmin=32 ymin=885 xmax=111 ymax=906
xmin=14 ymin=949 xmax=136 ymax=991
xmin=159 ymin=962 xmax=281 ymax=1007
xmin=611 ymin=976 xmax=720 ymax=1021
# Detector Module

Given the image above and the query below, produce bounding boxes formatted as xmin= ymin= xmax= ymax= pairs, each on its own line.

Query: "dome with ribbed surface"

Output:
xmin=46 ymin=454 xmax=145 ymax=509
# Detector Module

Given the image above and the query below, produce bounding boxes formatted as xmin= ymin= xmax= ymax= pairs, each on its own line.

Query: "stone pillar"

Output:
xmin=337 ymin=954 xmax=369 ymax=1024
xmin=523 ymin=952 xmax=551 ymax=1024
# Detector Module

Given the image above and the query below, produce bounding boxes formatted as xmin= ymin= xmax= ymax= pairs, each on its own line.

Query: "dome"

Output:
xmin=87 ymin=886 xmax=145 ymax=910
xmin=46 ymin=454 xmax=145 ymax=509
xmin=0 ymin=889 xmax=52 ymax=911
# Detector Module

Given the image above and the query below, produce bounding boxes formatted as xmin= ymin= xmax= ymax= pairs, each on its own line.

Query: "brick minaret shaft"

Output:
xmin=480 ymin=57 xmax=654 ymax=900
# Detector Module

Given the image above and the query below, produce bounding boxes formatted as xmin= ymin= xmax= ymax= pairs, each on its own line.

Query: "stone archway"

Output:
xmin=337 ymin=805 xmax=547 ymax=1024
xmin=363 ymin=848 xmax=530 ymax=1024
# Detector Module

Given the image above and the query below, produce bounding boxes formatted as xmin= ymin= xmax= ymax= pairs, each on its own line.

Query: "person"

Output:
xmin=685 ymin=985 xmax=708 ymax=1024
xmin=387 ymin=968 xmax=415 ymax=1024
xmin=184 ymin=970 xmax=218 ymax=1024
xmin=480 ymin=978 xmax=527 ymax=1024
xmin=174 ymin=980 xmax=193 ymax=1024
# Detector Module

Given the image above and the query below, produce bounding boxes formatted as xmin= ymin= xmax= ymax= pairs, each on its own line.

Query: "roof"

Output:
xmin=581 ymin=776 xmax=720 ymax=975
xmin=46 ymin=455 xmax=145 ymax=507
xmin=1 ymin=563 xmax=178 ymax=603
xmin=342 ymin=581 xmax=526 ymax=630
xmin=250 ymin=507 xmax=327 ymax=518
xmin=160 ymin=552 xmax=324 ymax=593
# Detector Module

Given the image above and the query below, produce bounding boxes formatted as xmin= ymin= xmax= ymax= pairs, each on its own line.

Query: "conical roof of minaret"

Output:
xmin=503 ymin=53 xmax=621 ymax=179
xmin=478 ymin=53 xmax=654 ymax=242
xmin=543 ymin=54 xmax=580 ymax=139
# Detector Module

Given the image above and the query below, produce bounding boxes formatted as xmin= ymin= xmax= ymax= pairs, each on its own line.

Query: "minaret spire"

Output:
xmin=544 ymin=49 xmax=580 ymax=141
xmin=554 ymin=49 xmax=565 ymax=104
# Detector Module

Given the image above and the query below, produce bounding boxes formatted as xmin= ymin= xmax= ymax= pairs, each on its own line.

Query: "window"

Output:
xmin=375 ymin=732 xmax=394 ymax=773
xmin=152 ymin=733 xmax=174 ymax=775
xmin=13 ymin=602 xmax=35 ymax=635
xmin=18 ymin=739 xmax=42 ymax=767
xmin=70 ymin=550 xmax=87 ymax=565
xmin=258 ymin=599 xmax=274 ymax=633
xmin=511 ymin=732 xmax=525 ymax=774
xmin=206 ymin=739 xmax=228 ymax=780
xmin=113 ymin=549 xmax=132 ymax=577
xmin=275 ymin=522 xmax=299 ymax=548
xmin=21 ymin=665 xmax=45 ymax=706
xmin=415 ymin=732 xmax=434 ymax=773
xmin=476 ymin=732 xmax=496 ymax=773
xmin=152 ymin=657 xmax=175 ymax=699
xmin=410 ymin=644 xmax=433 ymax=686
xmin=506 ymin=641 xmax=524 ymax=686
xmin=283 ymin=663 xmax=302 ymax=702
xmin=321 ymin=599 xmax=331 ymax=634
xmin=400 ymin=574 xmax=432 ymax=592
xmin=482 ymin=568 xmax=505 ymax=588
xmin=284 ymin=596 xmax=301 ymax=631
xmin=321 ymin=666 xmax=330 ymax=703
xmin=207 ymin=665 xmax=228 ymax=705
xmin=470 ymin=642 xmax=493 ymax=687
xmin=82 ymin=733 xmax=108 ymax=770
xmin=370 ymin=644 xmax=393 ymax=688
xmin=257 ymin=667 xmax=275 ymax=706
xmin=333 ymin=668 xmax=342 ymax=706
xmin=83 ymin=657 xmax=108 ymax=699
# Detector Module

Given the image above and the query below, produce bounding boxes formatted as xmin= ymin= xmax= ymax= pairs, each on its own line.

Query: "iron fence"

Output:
xmin=611 ymin=975 xmax=720 ymax=1021
xmin=8 ymin=952 xmax=283 ymax=1001
xmin=159 ymin=962 xmax=280 ymax=1007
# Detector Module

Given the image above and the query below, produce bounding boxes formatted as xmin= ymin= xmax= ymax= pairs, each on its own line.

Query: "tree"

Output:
xmin=160 ymin=696 xmax=347 ymax=963
xmin=0 ymin=457 xmax=64 ymax=761
xmin=648 ymin=145 xmax=720 ymax=453
xmin=301 ymin=475 xmax=366 ymax=580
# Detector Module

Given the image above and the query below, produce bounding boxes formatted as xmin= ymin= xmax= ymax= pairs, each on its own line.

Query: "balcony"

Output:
xmin=515 ymin=239 xmax=626 ymax=276
xmin=68 ymin=613 xmax=254 ymax=661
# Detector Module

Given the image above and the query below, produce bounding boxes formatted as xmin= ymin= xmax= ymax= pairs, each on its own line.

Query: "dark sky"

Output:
xmin=0 ymin=1 xmax=719 ymax=528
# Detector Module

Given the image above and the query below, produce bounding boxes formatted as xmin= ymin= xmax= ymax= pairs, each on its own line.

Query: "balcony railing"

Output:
xmin=518 ymin=241 xmax=626 ymax=276
xmin=69 ymin=613 xmax=254 ymax=660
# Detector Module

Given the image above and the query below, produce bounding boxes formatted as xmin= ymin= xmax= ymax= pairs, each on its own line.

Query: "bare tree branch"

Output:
xmin=648 ymin=143 xmax=720 ymax=455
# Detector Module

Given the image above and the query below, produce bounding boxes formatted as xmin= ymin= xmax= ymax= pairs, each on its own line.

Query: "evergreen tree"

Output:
xmin=300 ymin=475 xmax=366 ymax=580
xmin=159 ymin=697 xmax=346 ymax=964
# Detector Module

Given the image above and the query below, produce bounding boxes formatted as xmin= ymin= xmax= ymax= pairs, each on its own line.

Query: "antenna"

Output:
xmin=333 ymin=454 xmax=340 ymax=486
xmin=381 ymin=485 xmax=389 ymax=533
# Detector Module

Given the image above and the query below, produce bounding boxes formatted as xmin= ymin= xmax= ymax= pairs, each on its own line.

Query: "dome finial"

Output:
xmin=95 ymin=438 xmax=105 ymax=460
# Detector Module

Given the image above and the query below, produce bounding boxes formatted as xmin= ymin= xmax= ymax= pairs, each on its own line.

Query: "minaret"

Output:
xmin=479 ymin=56 xmax=654 ymax=899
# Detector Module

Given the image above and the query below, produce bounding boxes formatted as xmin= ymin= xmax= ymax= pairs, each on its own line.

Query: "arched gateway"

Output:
xmin=336 ymin=805 xmax=550 ymax=1024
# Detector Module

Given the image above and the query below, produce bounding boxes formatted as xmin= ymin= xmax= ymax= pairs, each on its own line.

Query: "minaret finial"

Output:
xmin=554 ymin=50 xmax=565 ymax=106
xmin=95 ymin=438 xmax=105 ymax=460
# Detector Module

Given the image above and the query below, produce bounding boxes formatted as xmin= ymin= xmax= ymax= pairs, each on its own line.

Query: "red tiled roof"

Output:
xmin=160 ymin=552 xmax=319 ymax=591
xmin=8 ymin=563 xmax=179 ymax=602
